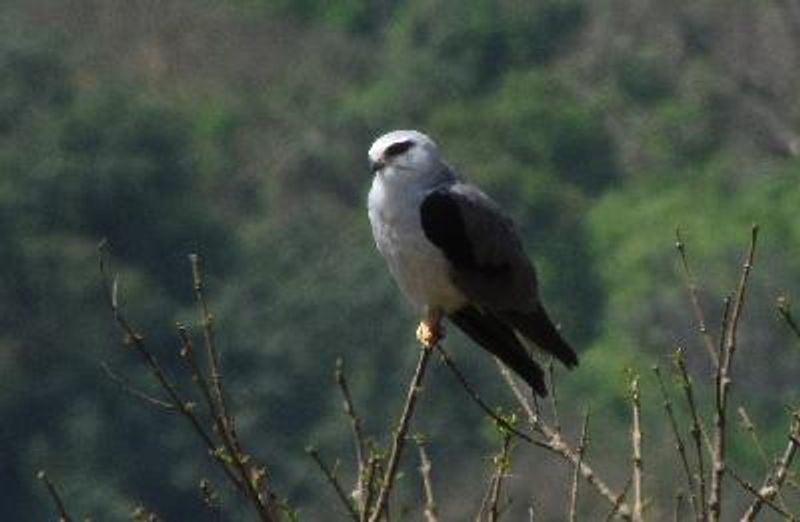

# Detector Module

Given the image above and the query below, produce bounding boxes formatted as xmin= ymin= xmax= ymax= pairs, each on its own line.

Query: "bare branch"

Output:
xmin=99 ymin=247 xmax=279 ymax=520
xmin=487 ymin=434 xmax=513 ymax=522
xmin=176 ymin=324 xmax=275 ymax=513
xmin=335 ymin=358 xmax=367 ymax=509
xmin=735 ymin=407 xmax=768 ymax=467
xmin=709 ymin=225 xmax=759 ymax=522
xmin=416 ymin=440 xmax=439 ymax=522
xmin=673 ymin=491 xmax=684 ymax=522
xmin=359 ymin=455 xmax=379 ymax=522
xmin=435 ymin=345 xmax=548 ymax=448
xmin=675 ymin=228 xmax=719 ymax=366
xmin=189 ymin=254 xmax=237 ymax=449
xmin=603 ymin=477 xmax=633 ymax=522
xmin=569 ymin=409 xmax=590 ymax=522
xmin=547 ymin=358 xmax=561 ymax=433
xmin=497 ymin=362 xmax=633 ymax=520
xmin=199 ymin=478 xmax=223 ymax=520
xmin=37 ymin=470 xmax=73 ymax=522
xmin=741 ymin=412 xmax=800 ymax=521
xmin=101 ymin=362 xmax=177 ymax=411
xmin=729 ymin=467 xmax=797 ymax=521
xmin=653 ymin=365 xmax=700 ymax=521
xmin=629 ymin=375 xmax=644 ymax=522
xmin=306 ymin=447 xmax=359 ymax=521
xmin=778 ymin=296 xmax=800 ymax=343
xmin=367 ymin=342 xmax=434 ymax=522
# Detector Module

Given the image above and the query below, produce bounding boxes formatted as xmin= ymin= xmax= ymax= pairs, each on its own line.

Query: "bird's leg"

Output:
xmin=416 ymin=307 xmax=445 ymax=349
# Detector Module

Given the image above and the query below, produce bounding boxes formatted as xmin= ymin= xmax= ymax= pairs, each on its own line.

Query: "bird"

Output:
xmin=367 ymin=129 xmax=577 ymax=396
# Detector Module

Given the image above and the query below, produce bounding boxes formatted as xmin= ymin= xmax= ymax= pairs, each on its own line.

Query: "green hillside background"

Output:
xmin=2 ymin=0 xmax=799 ymax=519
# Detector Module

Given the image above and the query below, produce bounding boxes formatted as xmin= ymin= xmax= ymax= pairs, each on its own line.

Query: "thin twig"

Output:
xmin=497 ymin=362 xmax=633 ymax=520
xmin=187 ymin=259 xmax=279 ymax=520
xmin=367 ymin=343 xmax=434 ymax=522
xmin=603 ymin=477 xmax=633 ymax=522
xmin=99 ymin=247 xmax=278 ymax=520
xmin=709 ymin=225 xmax=759 ymax=522
xmin=547 ymin=358 xmax=561 ymax=433
xmin=487 ymin=434 xmax=513 ymax=522
xmin=741 ymin=412 xmax=800 ymax=521
xmin=778 ymin=296 xmax=800 ymax=342
xmin=416 ymin=440 xmax=439 ymax=522
xmin=630 ymin=375 xmax=644 ymax=522
xmin=435 ymin=345 xmax=547 ymax=448
xmin=336 ymin=358 xmax=367 ymax=509
xmin=359 ymin=455 xmax=379 ymax=522
xmin=736 ymin=407 xmax=776 ymax=478
xmin=199 ymin=479 xmax=223 ymax=521
xmin=674 ymin=348 xmax=713 ymax=469
xmin=37 ymin=470 xmax=73 ymax=522
xmin=673 ymin=491 xmax=684 ymax=522
xmin=729 ymin=467 xmax=797 ymax=521
xmin=189 ymin=254 xmax=237 ymax=449
xmin=177 ymin=324 xmax=271 ymax=509
xmin=736 ymin=406 xmax=790 ymax=500
xmin=100 ymin=362 xmax=177 ymax=411
xmin=569 ymin=409 xmax=590 ymax=522
xmin=307 ymin=447 xmax=359 ymax=521
xmin=99 ymin=252 xmax=242 ymax=491
xmin=675 ymin=228 xmax=719 ymax=366
xmin=653 ymin=365 xmax=700 ymax=522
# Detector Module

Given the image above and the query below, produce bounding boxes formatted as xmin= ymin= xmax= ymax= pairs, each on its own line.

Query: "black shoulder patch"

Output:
xmin=420 ymin=188 xmax=477 ymax=270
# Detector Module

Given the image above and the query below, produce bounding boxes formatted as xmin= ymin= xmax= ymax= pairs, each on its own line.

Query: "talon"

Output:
xmin=416 ymin=318 xmax=445 ymax=349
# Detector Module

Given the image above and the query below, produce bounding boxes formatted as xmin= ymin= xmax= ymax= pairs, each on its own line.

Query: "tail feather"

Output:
xmin=448 ymin=306 xmax=547 ymax=396
xmin=501 ymin=307 xmax=578 ymax=368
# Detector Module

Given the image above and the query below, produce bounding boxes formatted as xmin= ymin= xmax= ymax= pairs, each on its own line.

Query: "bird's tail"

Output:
xmin=449 ymin=306 xmax=548 ymax=396
xmin=500 ymin=307 xmax=578 ymax=369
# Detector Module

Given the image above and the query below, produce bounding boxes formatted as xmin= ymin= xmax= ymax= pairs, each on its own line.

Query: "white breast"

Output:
xmin=368 ymin=176 xmax=467 ymax=312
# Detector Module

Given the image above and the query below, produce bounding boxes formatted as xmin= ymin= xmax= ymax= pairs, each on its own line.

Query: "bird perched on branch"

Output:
xmin=367 ymin=130 xmax=578 ymax=396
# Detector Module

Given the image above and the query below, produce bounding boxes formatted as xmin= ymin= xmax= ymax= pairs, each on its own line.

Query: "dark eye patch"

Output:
xmin=384 ymin=140 xmax=414 ymax=157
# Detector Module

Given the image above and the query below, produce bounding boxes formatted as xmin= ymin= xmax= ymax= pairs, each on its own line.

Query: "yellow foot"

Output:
xmin=416 ymin=319 xmax=444 ymax=349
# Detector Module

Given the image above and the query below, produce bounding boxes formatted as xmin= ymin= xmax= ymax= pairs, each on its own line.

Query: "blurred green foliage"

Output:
xmin=2 ymin=0 xmax=799 ymax=519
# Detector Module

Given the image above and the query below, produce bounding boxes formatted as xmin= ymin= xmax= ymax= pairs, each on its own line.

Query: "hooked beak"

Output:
xmin=369 ymin=158 xmax=385 ymax=173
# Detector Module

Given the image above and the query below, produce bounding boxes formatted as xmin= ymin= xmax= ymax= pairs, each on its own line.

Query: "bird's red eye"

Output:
xmin=384 ymin=140 xmax=414 ymax=158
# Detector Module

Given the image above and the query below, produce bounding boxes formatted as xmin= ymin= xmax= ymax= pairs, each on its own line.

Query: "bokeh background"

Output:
xmin=2 ymin=0 xmax=800 ymax=519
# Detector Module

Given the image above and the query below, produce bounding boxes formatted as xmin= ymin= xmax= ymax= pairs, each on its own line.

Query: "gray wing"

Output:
xmin=419 ymin=181 xmax=538 ymax=309
xmin=420 ymin=181 xmax=578 ymax=371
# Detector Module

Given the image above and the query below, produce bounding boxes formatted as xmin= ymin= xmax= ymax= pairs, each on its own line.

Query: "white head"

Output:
xmin=368 ymin=130 xmax=452 ymax=189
